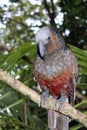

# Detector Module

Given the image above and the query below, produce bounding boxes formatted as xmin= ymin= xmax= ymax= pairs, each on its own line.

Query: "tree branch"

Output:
xmin=44 ymin=0 xmax=51 ymax=17
xmin=51 ymin=0 xmax=55 ymax=19
xmin=0 ymin=68 xmax=87 ymax=127
xmin=24 ymin=101 xmax=28 ymax=125
xmin=43 ymin=0 xmax=56 ymax=26
xmin=22 ymin=55 xmax=34 ymax=64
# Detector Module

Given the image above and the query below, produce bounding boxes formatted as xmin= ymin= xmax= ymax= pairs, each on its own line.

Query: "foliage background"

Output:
xmin=0 ymin=0 xmax=87 ymax=130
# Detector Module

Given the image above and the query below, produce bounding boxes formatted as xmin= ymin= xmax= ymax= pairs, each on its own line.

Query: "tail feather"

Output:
xmin=48 ymin=110 xmax=69 ymax=130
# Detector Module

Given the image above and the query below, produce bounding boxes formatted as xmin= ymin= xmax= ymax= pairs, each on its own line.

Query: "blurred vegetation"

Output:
xmin=0 ymin=0 xmax=87 ymax=130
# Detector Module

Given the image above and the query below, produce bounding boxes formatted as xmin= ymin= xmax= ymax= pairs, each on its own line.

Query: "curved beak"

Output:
xmin=37 ymin=42 xmax=45 ymax=60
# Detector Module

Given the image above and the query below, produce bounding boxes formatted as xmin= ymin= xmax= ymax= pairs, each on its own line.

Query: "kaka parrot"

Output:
xmin=34 ymin=26 xmax=78 ymax=130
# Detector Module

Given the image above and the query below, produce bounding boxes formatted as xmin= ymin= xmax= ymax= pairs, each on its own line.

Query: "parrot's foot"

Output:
xmin=40 ymin=88 xmax=49 ymax=106
xmin=56 ymin=90 xmax=69 ymax=111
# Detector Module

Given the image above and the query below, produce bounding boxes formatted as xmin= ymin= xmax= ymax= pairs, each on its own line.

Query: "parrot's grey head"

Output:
xmin=35 ymin=26 xmax=65 ymax=59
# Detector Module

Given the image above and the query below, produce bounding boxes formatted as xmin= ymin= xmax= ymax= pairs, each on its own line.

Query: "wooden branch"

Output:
xmin=51 ymin=0 xmax=55 ymax=19
xmin=22 ymin=55 xmax=34 ymax=64
xmin=24 ymin=101 xmax=28 ymax=125
xmin=43 ymin=0 xmax=56 ymax=26
xmin=0 ymin=69 xmax=87 ymax=127
xmin=44 ymin=0 xmax=51 ymax=17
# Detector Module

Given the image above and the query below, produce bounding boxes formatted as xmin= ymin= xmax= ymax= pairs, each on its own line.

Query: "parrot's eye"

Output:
xmin=45 ymin=36 xmax=51 ymax=44
xmin=48 ymin=37 xmax=50 ymax=40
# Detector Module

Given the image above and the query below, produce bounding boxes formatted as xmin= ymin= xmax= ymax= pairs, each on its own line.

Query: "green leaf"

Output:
xmin=69 ymin=45 xmax=87 ymax=57
xmin=1 ymin=42 xmax=36 ymax=71
xmin=1 ymin=98 xmax=25 ymax=112
xmin=70 ymin=124 xmax=83 ymax=130
xmin=78 ymin=60 xmax=87 ymax=68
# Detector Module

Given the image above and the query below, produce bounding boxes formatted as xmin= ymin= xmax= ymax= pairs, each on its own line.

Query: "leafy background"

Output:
xmin=0 ymin=0 xmax=87 ymax=130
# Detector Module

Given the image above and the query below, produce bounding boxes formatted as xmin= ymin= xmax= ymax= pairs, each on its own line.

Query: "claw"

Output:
xmin=40 ymin=88 xmax=49 ymax=106
xmin=56 ymin=90 xmax=69 ymax=110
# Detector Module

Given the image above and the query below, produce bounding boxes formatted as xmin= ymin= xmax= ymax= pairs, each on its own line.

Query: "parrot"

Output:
xmin=34 ymin=26 xmax=78 ymax=130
